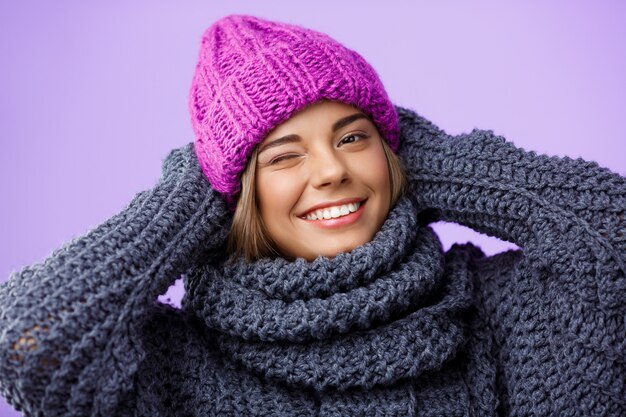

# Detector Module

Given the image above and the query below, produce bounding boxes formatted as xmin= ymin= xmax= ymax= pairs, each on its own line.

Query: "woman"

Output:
xmin=1 ymin=14 xmax=624 ymax=417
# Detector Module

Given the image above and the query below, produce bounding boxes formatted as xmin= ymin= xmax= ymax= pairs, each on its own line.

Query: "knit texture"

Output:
xmin=1 ymin=106 xmax=625 ymax=416
xmin=189 ymin=14 xmax=400 ymax=206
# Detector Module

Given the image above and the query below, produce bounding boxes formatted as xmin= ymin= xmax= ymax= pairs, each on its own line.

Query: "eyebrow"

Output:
xmin=257 ymin=112 xmax=370 ymax=154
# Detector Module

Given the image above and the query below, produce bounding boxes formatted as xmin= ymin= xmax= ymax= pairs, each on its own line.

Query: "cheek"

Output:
xmin=353 ymin=147 xmax=390 ymax=191
xmin=256 ymin=171 xmax=303 ymax=220
xmin=373 ymin=155 xmax=391 ymax=188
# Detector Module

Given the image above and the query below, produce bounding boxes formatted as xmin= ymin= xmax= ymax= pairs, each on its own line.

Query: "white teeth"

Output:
xmin=304 ymin=201 xmax=361 ymax=221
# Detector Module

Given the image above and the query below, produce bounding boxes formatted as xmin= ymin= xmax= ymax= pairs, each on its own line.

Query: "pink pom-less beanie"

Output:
xmin=189 ymin=14 xmax=400 ymax=208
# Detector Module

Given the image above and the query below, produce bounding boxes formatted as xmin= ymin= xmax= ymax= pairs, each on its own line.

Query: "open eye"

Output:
xmin=339 ymin=133 xmax=368 ymax=146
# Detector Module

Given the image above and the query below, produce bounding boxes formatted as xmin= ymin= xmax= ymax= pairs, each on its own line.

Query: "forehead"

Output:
xmin=262 ymin=101 xmax=365 ymax=140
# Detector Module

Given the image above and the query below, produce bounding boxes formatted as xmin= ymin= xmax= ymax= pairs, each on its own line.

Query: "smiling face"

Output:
xmin=254 ymin=100 xmax=391 ymax=261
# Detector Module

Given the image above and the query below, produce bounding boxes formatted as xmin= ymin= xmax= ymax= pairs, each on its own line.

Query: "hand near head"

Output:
xmin=161 ymin=143 xmax=234 ymax=265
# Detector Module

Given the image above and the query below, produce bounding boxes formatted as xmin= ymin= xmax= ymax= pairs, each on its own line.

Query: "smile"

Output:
xmin=300 ymin=200 xmax=367 ymax=229
xmin=303 ymin=201 xmax=361 ymax=220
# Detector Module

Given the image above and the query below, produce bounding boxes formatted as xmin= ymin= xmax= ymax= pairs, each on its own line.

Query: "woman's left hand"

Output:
xmin=394 ymin=105 xmax=626 ymax=312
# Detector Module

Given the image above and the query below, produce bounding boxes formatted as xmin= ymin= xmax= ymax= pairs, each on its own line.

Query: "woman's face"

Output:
xmin=255 ymin=100 xmax=391 ymax=261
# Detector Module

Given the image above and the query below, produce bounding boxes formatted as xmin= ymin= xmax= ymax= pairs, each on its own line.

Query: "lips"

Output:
xmin=300 ymin=198 xmax=367 ymax=229
xmin=299 ymin=197 xmax=367 ymax=218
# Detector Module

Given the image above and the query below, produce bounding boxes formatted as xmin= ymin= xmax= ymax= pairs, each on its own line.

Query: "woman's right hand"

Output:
xmin=0 ymin=142 xmax=233 ymax=416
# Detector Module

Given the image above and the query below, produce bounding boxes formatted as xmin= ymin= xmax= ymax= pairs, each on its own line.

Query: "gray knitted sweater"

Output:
xmin=1 ymin=106 xmax=625 ymax=416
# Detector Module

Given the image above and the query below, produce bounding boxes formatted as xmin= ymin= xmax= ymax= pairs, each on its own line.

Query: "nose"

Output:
xmin=309 ymin=148 xmax=350 ymax=189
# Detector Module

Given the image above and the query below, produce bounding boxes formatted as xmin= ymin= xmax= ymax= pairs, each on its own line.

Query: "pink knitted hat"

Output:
xmin=189 ymin=14 xmax=400 ymax=208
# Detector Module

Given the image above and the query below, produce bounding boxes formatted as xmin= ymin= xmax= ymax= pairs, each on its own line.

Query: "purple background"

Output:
xmin=1 ymin=2 xmax=625 ymax=415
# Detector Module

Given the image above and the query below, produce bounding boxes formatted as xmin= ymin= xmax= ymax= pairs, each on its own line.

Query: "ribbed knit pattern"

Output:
xmin=1 ymin=106 xmax=625 ymax=416
xmin=189 ymin=14 xmax=400 ymax=206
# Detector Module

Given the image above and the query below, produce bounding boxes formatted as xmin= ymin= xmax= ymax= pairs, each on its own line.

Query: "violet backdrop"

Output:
xmin=1 ymin=1 xmax=625 ymax=415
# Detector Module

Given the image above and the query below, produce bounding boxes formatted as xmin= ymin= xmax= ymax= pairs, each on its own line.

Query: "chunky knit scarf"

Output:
xmin=1 ymin=106 xmax=625 ymax=417
xmin=183 ymin=195 xmax=491 ymax=415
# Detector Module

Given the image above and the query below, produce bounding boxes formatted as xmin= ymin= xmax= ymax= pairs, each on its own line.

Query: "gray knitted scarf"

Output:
xmin=181 ymin=195 xmax=494 ymax=414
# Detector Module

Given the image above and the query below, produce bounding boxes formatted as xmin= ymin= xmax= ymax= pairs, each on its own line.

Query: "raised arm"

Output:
xmin=0 ymin=143 xmax=231 ymax=416
xmin=395 ymin=105 xmax=626 ymax=311
xmin=395 ymin=105 xmax=626 ymax=414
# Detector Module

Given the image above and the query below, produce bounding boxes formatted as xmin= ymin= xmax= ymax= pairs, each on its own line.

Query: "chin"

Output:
xmin=281 ymin=230 xmax=374 ymax=261
xmin=317 ymin=240 xmax=366 ymax=259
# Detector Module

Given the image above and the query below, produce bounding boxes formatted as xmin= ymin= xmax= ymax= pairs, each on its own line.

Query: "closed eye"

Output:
xmin=269 ymin=154 xmax=299 ymax=165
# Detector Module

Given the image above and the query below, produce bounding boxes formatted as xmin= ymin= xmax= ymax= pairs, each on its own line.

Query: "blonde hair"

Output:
xmin=227 ymin=137 xmax=407 ymax=262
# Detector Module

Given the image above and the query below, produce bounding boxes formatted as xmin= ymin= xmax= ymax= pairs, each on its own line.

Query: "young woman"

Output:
xmin=1 ymin=14 xmax=624 ymax=417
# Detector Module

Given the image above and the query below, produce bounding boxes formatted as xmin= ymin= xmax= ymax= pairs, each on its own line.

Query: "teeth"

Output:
xmin=304 ymin=202 xmax=361 ymax=221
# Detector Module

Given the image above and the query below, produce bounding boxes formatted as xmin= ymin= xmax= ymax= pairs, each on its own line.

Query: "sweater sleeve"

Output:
xmin=395 ymin=105 xmax=626 ymax=412
xmin=0 ymin=142 xmax=231 ymax=416
xmin=395 ymin=105 xmax=626 ymax=310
